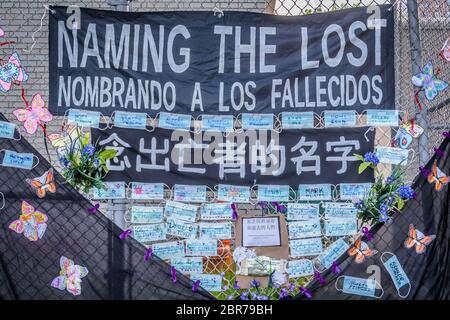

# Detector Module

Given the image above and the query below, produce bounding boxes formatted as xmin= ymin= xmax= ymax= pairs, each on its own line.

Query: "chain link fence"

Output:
xmin=0 ymin=0 xmax=449 ymax=300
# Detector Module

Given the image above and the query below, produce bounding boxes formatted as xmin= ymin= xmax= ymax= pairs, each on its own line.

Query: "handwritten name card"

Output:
xmin=289 ymin=237 xmax=324 ymax=257
xmin=324 ymin=219 xmax=358 ymax=237
xmin=152 ymin=240 xmax=185 ymax=260
xmin=323 ymin=202 xmax=358 ymax=219
xmin=130 ymin=206 xmax=164 ymax=224
xmin=130 ymin=182 xmax=165 ymax=200
xmin=174 ymin=184 xmax=207 ymax=203
xmin=199 ymin=222 xmax=232 ymax=240
xmin=287 ymin=259 xmax=314 ymax=278
xmin=201 ymin=203 xmax=233 ymax=220
xmin=171 ymin=257 xmax=203 ymax=275
xmin=132 ymin=224 xmax=166 ymax=243
xmin=287 ymin=203 xmax=320 ymax=220
xmin=165 ymin=200 xmax=198 ymax=223
xmin=165 ymin=218 xmax=198 ymax=239
xmin=217 ymin=184 xmax=250 ymax=203
xmin=288 ymin=220 xmax=322 ymax=239
xmin=257 ymin=185 xmax=290 ymax=202
xmin=298 ymin=184 xmax=333 ymax=201
xmin=281 ymin=112 xmax=314 ymax=129
xmin=93 ymin=181 xmax=126 ymax=199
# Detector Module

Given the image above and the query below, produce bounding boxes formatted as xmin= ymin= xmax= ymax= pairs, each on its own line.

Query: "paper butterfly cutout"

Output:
xmin=26 ymin=168 xmax=57 ymax=198
xmin=8 ymin=201 xmax=48 ymax=241
xmin=427 ymin=160 xmax=449 ymax=191
xmin=404 ymin=224 xmax=436 ymax=254
xmin=400 ymin=118 xmax=424 ymax=138
xmin=348 ymin=239 xmax=378 ymax=264
xmin=48 ymin=125 xmax=80 ymax=156
xmin=0 ymin=52 xmax=28 ymax=93
xmin=441 ymin=37 xmax=450 ymax=62
xmin=13 ymin=94 xmax=53 ymax=134
xmin=412 ymin=61 xmax=448 ymax=101
xmin=51 ymin=256 xmax=88 ymax=296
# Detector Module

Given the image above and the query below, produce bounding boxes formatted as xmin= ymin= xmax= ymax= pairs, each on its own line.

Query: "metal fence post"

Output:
xmin=407 ymin=0 xmax=428 ymax=166
xmin=106 ymin=0 xmax=132 ymax=230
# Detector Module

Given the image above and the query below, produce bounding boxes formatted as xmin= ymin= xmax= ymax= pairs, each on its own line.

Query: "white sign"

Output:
xmin=242 ymin=217 xmax=281 ymax=247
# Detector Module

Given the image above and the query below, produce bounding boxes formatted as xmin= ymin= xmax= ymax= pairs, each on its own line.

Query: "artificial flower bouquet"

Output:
xmin=354 ymin=152 xmax=416 ymax=225
xmin=58 ymin=128 xmax=117 ymax=193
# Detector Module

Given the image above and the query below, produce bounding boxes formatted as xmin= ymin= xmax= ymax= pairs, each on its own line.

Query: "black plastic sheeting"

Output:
xmin=0 ymin=113 xmax=213 ymax=300
xmin=296 ymin=137 xmax=450 ymax=300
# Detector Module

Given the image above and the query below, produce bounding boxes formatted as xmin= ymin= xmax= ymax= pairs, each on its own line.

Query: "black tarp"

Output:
xmin=0 ymin=113 xmax=213 ymax=300
xmin=296 ymin=136 xmax=450 ymax=300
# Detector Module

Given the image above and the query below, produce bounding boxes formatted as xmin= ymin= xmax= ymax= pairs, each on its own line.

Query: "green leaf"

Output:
xmin=358 ymin=162 xmax=371 ymax=174
xmin=353 ymin=153 xmax=365 ymax=162
xmin=99 ymin=149 xmax=117 ymax=160
xmin=397 ymin=198 xmax=405 ymax=210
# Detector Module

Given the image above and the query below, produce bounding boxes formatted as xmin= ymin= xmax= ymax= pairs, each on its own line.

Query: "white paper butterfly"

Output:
xmin=51 ymin=256 xmax=88 ymax=296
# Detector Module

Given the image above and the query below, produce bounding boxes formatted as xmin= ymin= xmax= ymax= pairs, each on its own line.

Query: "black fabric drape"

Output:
xmin=0 ymin=113 xmax=213 ymax=300
xmin=296 ymin=137 xmax=450 ymax=300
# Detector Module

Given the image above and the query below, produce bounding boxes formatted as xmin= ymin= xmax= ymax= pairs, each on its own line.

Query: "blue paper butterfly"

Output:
xmin=412 ymin=61 xmax=448 ymax=101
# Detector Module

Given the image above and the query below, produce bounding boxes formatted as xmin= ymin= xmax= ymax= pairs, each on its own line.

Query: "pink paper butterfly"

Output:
xmin=0 ymin=27 xmax=4 ymax=37
xmin=51 ymin=256 xmax=88 ymax=296
xmin=13 ymin=94 xmax=53 ymax=134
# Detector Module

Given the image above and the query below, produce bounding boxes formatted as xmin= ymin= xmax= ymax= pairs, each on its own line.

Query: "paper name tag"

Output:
xmin=342 ymin=276 xmax=377 ymax=297
xmin=130 ymin=182 xmax=164 ymax=200
xmin=217 ymin=184 xmax=250 ymax=203
xmin=199 ymin=222 xmax=232 ymax=240
xmin=281 ymin=112 xmax=314 ymax=129
xmin=286 ymin=203 xmax=320 ymax=220
xmin=68 ymin=109 xmax=101 ymax=128
xmin=152 ymin=241 xmax=185 ymax=260
xmin=289 ymin=237 xmax=324 ymax=257
xmin=165 ymin=218 xmax=198 ymax=239
xmin=0 ymin=121 xmax=16 ymax=139
xmin=201 ymin=203 xmax=233 ymax=220
xmin=130 ymin=206 xmax=164 ymax=224
xmin=324 ymin=111 xmax=357 ymax=127
xmin=171 ymin=257 xmax=203 ymax=275
xmin=185 ymin=239 xmax=218 ymax=257
xmin=298 ymin=184 xmax=332 ymax=201
xmin=1 ymin=150 xmax=34 ymax=169
xmin=174 ymin=184 xmax=207 ymax=203
xmin=132 ymin=224 xmax=166 ymax=243
xmin=376 ymin=146 xmax=409 ymax=165
xmin=340 ymin=183 xmax=372 ymax=200
xmin=165 ymin=200 xmax=198 ymax=223
xmin=257 ymin=185 xmax=290 ymax=202
xmin=288 ymin=220 xmax=322 ymax=239
xmin=93 ymin=181 xmax=126 ymax=199
xmin=158 ymin=112 xmax=191 ymax=130
xmin=287 ymin=259 xmax=314 ymax=278
xmin=323 ymin=202 xmax=358 ymax=219
xmin=366 ymin=110 xmax=399 ymax=127
xmin=190 ymin=274 xmax=222 ymax=292
xmin=241 ymin=113 xmax=274 ymax=129
xmin=201 ymin=115 xmax=234 ymax=132
xmin=114 ymin=111 xmax=147 ymax=129
xmin=324 ymin=219 xmax=358 ymax=237
xmin=317 ymin=238 xmax=349 ymax=269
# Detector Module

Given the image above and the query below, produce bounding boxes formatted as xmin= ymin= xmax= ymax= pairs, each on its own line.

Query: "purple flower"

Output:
xmin=257 ymin=295 xmax=268 ymax=300
xmin=60 ymin=157 xmax=71 ymax=168
xmin=386 ymin=176 xmax=394 ymax=184
xmin=220 ymin=272 xmax=226 ymax=278
xmin=379 ymin=212 xmax=389 ymax=223
xmin=240 ymin=291 xmax=249 ymax=300
xmin=223 ymin=285 xmax=229 ymax=291
xmin=379 ymin=202 xmax=389 ymax=215
xmin=93 ymin=158 xmax=100 ymax=168
xmin=232 ymin=281 xmax=240 ymax=290
xmin=82 ymin=144 xmax=95 ymax=157
xmin=364 ymin=152 xmax=379 ymax=165
xmin=354 ymin=200 xmax=365 ymax=210
xmin=227 ymin=295 xmax=234 ymax=300
xmin=288 ymin=283 xmax=296 ymax=292
xmin=250 ymin=279 xmax=260 ymax=288
xmin=279 ymin=288 xmax=289 ymax=299
xmin=397 ymin=185 xmax=416 ymax=200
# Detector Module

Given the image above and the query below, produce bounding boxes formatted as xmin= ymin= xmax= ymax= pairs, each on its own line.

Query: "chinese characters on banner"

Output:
xmin=91 ymin=127 xmax=375 ymax=187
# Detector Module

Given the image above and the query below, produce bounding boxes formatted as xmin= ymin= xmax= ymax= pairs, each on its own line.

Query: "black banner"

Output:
xmin=49 ymin=5 xmax=394 ymax=116
xmin=91 ymin=127 xmax=375 ymax=187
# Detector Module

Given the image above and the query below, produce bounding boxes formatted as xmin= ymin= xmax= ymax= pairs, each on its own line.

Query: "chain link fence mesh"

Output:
xmin=0 ymin=0 xmax=449 ymax=300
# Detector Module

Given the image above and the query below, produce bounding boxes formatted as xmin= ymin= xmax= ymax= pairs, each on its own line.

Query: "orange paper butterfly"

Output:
xmin=404 ymin=224 xmax=436 ymax=254
xmin=26 ymin=168 xmax=57 ymax=198
xmin=348 ymin=239 xmax=378 ymax=264
xmin=427 ymin=160 xmax=449 ymax=191
xmin=9 ymin=201 xmax=48 ymax=241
